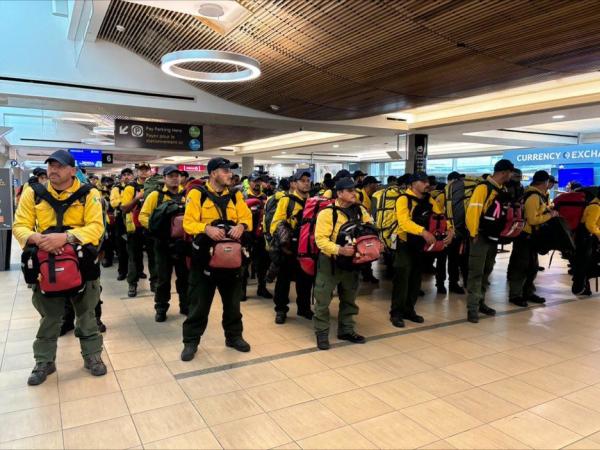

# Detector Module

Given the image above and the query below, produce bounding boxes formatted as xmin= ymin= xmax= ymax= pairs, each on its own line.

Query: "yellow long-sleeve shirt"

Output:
xmin=522 ymin=186 xmax=552 ymax=234
xmin=121 ymin=180 xmax=145 ymax=233
xmin=109 ymin=184 xmax=125 ymax=209
xmin=466 ymin=178 xmax=503 ymax=238
xmin=183 ymin=183 xmax=252 ymax=236
xmin=139 ymin=186 xmax=185 ymax=229
xmin=13 ymin=178 xmax=104 ymax=248
xmin=270 ymin=191 xmax=306 ymax=234
xmin=357 ymin=188 xmax=372 ymax=212
xmin=315 ymin=201 xmax=373 ymax=257
xmin=583 ymin=198 xmax=600 ymax=238
xmin=395 ymin=189 xmax=445 ymax=242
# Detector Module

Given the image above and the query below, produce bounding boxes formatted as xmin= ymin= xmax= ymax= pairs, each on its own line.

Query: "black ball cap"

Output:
xmin=207 ymin=157 xmax=239 ymax=173
xmin=532 ymin=170 xmax=550 ymax=183
xmin=447 ymin=171 xmax=465 ymax=181
xmin=121 ymin=168 xmax=133 ymax=175
xmin=292 ymin=171 xmax=311 ymax=181
xmin=334 ymin=169 xmax=351 ymax=180
xmin=409 ymin=171 xmax=429 ymax=183
xmin=162 ymin=165 xmax=181 ymax=176
xmin=362 ymin=175 xmax=380 ymax=186
xmin=32 ymin=167 xmax=47 ymax=177
xmin=335 ymin=176 xmax=356 ymax=190
xmin=44 ymin=150 xmax=75 ymax=167
xmin=494 ymin=159 xmax=515 ymax=173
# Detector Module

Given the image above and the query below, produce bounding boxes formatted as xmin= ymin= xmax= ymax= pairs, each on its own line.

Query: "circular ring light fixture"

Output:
xmin=161 ymin=50 xmax=261 ymax=83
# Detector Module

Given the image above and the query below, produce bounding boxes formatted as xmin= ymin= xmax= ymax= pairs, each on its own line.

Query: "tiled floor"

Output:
xmin=1 ymin=246 xmax=600 ymax=449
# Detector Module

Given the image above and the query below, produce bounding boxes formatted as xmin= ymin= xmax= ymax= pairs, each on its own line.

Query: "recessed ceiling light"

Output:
xmin=270 ymin=104 xmax=280 ymax=112
xmin=333 ymin=144 xmax=339 ymax=148
xmin=552 ymin=114 xmax=566 ymax=119
xmin=116 ymin=24 xmax=125 ymax=33
xmin=197 ymin=3 xmax=225 ymax=18
xmin=281 ymin=151 xmax=287 ymax=154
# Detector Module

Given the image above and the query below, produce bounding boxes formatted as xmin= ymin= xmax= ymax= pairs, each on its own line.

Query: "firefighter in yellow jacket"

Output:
xmin=180 ymin=158 xmax=253 ymax=362
xmin=465 ymin=159 xmax=515 ymax=323
xmin=313 ymin=177 xmax=372 ymax=350
xmin=110 ymin=168 xmax=133 ymax=281
xmin=13 ymin=150 xmax=106 ymax=386
xmin=390 ymin=172 xmax=454 ymax=328
xmin=572 ymin=191 xmax=600 ymax=296
xmin=139 ymin=166 xmax=188 ymax=323
xmin=507 ymin=170 xmax=556 ymax=307
xmin=270 ymin=171 xmax=313 ymax=325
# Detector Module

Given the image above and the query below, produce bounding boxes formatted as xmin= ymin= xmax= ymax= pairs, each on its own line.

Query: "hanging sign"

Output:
xmin=115 ymin=119 xmax=203 ymax=151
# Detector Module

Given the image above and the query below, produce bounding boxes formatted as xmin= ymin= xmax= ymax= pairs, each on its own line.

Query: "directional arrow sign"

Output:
xmin=119 ymin=125 xmax=129 ymax=135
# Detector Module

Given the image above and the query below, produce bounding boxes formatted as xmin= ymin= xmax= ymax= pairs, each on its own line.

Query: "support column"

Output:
xmin=241 ymin=156 xmax=254 ymax=177
xmin=405 ymin=134 xmax=428 ymax=174
xmin=359 ymin=161 xmax=370 ymax=174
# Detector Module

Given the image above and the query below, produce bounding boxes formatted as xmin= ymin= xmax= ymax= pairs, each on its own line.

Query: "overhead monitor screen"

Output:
xmin=558 ymin=167 xmax=594 ymax=188
xmin=68 ymin=149 xmax=102 ymax=168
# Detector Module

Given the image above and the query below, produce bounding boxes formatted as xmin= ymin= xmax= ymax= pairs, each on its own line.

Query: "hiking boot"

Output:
xmin=297 ymin=309 xmax=314 ymax=320
xmin=117 ymin=273 xmax=127 ymax=281
xmin=509 ymin=297 xmax=528 ymax=308
xmin=467 ymin=310 xmax=479 ymax=323
xmin=418 ymin=289 xmax=425 ymax=297
xmin=139 ymin=273 xmax=147 ymax=279
xmin=538 ymin=266 xmax=545 ymax=272
xmin=59 ymin=321 xmax=75 ymax=336
xmin=155 ymin=311 xmax=167 ymax=322
xmin=150 ymin=282 xmax=157 ymax=293
xmin=179 ymin=306 xmax=189 ymax=316
xmin=404 ymin=312 xmax=425 ymax=323
xmin=275 ymin=311 xmax=287 ymax=324
xmin=363 ymin=274 xmax=379 ymax=284
xmin=240 ymin=294 xmax=247 ymax=302
xmin=128 ymin=284 xmax=137 ymax=298
xmin=437 ymin=285 xmax=447 ymax=295
xmin=83 ymin=354 xmax=107 ymax=377
xmin=390 ymin=316 xmax=405 ymax=328
xmin=528 ymin=294 xmax=546 ymax=304
xmin=316 ymin=332 xmax=330 ymax=350
xmin=337 ymin=332 xmax=366 ymax=344
xmin=181 ymin=344 xmax=197 ymax=361
xmin=27 ymin=362 xmax=56 ymax=386
xmin=479 ymin=304 xmax=496 ymax=316
xmin=257 ymin=286 xmax=273 ymax=299
xmin=449 ymin=284 xmax=465 ymax=294
xmin=226 ymin=336 xmax=251 ymax=353
xmin=96 ymin=319 xmax=107 ymax=333
xmin=101 ymin=260 xmax=113 ymax=268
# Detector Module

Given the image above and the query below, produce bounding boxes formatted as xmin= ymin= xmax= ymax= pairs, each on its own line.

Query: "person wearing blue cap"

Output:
xmin=390 ymin=172 xmax=454 ymax=328
xmin=139 ymin=166 xmax=188 ymax=322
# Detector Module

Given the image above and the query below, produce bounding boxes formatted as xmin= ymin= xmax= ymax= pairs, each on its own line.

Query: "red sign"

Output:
xmin=178 ymin=164 xmax=206 ymax=172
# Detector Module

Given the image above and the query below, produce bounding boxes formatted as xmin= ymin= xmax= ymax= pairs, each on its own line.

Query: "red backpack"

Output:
xmin=297 ymin=196 xmax=334 ymax=276
xmin=554 ymin=191 xmax=588 ymax=231
xmin=403 ymin=194 xmax=449 ymax=252
xmin=479 ymin=182 xmax=524 ymax=243
xmin=245 ymin=197 xmax=265 ymax=238
xmin=27 ymin=183 xmax=93 ymax=297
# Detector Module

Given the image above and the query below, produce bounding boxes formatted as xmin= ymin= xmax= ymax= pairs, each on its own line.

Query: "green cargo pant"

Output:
xmin=126 ymin=229 xmax=156 ymax=285
xmin=182 ymin=268 xmax=243 ymax=345
xmin=466 ymin=237 xmax=498 ymax=312
xmin=390 ymin=243 xmax=423 ymax=319
xmin=507 ymin=234 xmax=538 ymax=300
xmin=313 ymin=254 xmax=360 ymax=334
xmin=154 ymin=241 xmax=188 ymax=314
xmin=32 ymin=280 xmax=103 ymax=363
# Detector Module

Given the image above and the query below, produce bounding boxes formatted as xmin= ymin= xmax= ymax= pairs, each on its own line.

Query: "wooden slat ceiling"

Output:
xmin=98 ymin=0 xmax=600 ymax=120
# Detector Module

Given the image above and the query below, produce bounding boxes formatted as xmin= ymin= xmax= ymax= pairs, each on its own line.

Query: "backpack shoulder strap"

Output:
xmin=31 ymin=183 xmax=92 ymax=229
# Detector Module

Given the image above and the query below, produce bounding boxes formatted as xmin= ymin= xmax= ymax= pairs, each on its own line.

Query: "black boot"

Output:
xmin=509 ymin=297 xmax=528 ymax=307
xmin=449 ymin=284 xmax=465 ymax=294
xmin=467 ymin=310 xmax=479 ymax=323
xmin=84 ymin=354 xmax=107 ymax=376
xmin=275 ymin=311 xmax=287 ymax=324
xmin=257 ymin=286 xmax=273 ymax=299
xmin=96 ymin=319 xmax=107 ymax=333
xmin=436 ymin=285 xmax=447 ymax=295
xmin=390 ymin=316 xmax=405 ymax=328
xmin=479 ymin=304 xmax=496 ymax=316
xmin=155 ymin=311 xmax=167 ymax=322
xmin=181 ymin=344 xmax=198 ymax=361
xmin=226 ymin=336 xmax=251 ymax=352
xmin=59 ymin=321 xmax=75 ymax=336
xmin=337 ymin=331 xmax=366 ymax=344
xmin=27 ymin=362 xmax=56 ymax=386
xmin=527 ymin=294 xmax=546 ymax=304
xmin=128 ymin=284 xmax=137 ymax=298
xmin=316 ymin=331 xmax=330 ymax=350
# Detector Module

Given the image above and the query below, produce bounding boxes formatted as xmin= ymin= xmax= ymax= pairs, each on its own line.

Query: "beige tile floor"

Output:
xmin=1 ymin=246 xmax=600 ymax=449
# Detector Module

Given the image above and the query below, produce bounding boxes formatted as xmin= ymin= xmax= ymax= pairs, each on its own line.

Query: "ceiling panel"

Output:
xmin=98 ymin=0 xmax=600 ymax=120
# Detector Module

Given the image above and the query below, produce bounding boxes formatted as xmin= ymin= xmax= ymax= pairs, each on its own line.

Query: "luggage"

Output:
xmin=332 ymin=205 xmax=382 ymax=271
xmin=372 ymin=186 xmax=402 ymax=250
xmin=532 ymin=216 xmax=576 ymax=255
xmin=37 ymin=245 xmax=85 ymax=297
xmin=245 ymin=197 xmax=265 ymax=238
xmin=208 ymin=239 xmax=243 ymax=269
xmin=403 ymin=193 xmax=449 ymax=252
xmin=297 ymin=196 xmax=334 ymax=276
xmin=24 ymin=183 xmax=95 ymax=295
xmin=554 ymin=187 xmax=599 ymax=231
xmin=478 ymin=182 xmax=524 ymax=243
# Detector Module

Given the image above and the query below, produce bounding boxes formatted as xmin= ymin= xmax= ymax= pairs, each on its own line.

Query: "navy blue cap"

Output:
xmin=409 ymin=171 xmax=429 ymax=183
xmin=162 ymin=165 xmax=181 ymax=176
xmin=335 ymin=177 xmax=356 ymax=190
xmin=45 ymin=150 xmax=75 ymax=167
xmin=292 ymin=171 xmax=311 ymax=181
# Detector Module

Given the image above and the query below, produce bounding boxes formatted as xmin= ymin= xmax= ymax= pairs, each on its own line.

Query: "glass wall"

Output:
xmin=363 ymin=155 xmax=503 ymax=182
